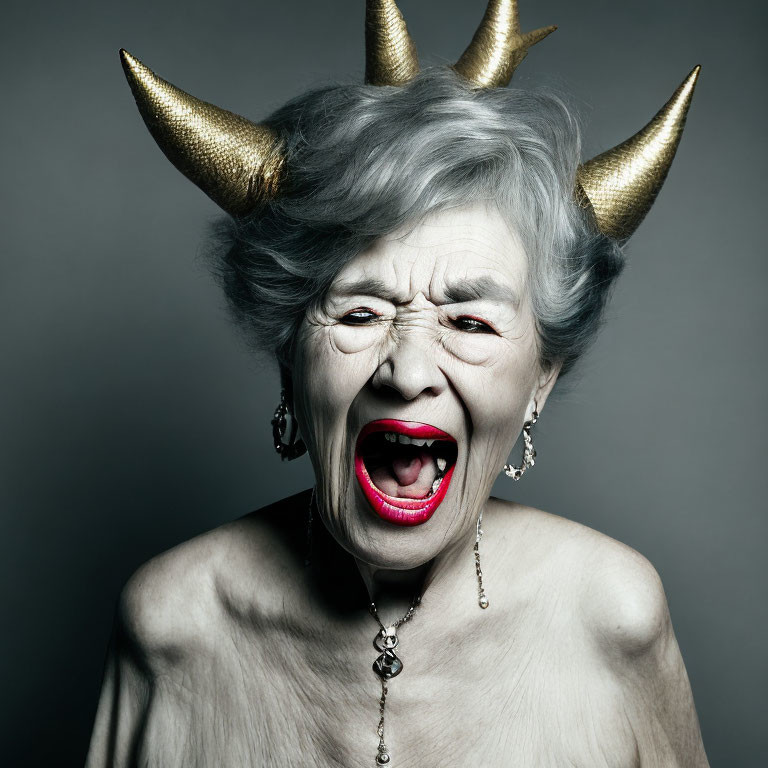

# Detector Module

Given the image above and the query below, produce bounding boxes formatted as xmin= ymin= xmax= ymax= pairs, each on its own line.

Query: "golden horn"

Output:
xmin=453 ymin=0 xmax=556 ymax=88
xmin=119 ymin=49 xmax=285 ymax=216
xmin=577 ymin=66 xmax=701 ymax=240
xmin=365 ymin=0 xmax=420 ymax=86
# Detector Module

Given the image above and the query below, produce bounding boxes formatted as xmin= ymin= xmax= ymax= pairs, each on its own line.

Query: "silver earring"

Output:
xmin=271 ymin=389 xmax=307 ymax=461
xmin=503 ymin=407 xmax=538 ymax=481
xmin=474 ymin=508 xmax=489 ymax=609
xmin=475 ymin=407 xmax=539 ymax=610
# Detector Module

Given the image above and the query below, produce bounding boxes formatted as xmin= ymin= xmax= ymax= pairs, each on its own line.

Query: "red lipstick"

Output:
xmin=354 ymin=419 xmax=457 ymax=526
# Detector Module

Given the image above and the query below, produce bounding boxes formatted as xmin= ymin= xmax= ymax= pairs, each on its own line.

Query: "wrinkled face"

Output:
xmin=291 ymin=202 xmax=558 ymax=569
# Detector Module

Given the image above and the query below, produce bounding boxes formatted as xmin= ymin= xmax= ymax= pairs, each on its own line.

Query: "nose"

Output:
xmin=370 ymin=326 xmax=448 ymax=401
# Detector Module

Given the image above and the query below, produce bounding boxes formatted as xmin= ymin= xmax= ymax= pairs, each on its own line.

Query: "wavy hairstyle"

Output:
xmin=209 ymin=68 xmax=624 ymax=376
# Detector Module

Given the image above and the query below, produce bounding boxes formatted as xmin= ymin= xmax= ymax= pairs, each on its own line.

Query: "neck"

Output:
xmin=306 ymin=489 xmax=479 ymax=622
xmin=354 ymin=535 xmax=467 ymax=622
xmin=356 ymin=560 xmax=429 ymax=609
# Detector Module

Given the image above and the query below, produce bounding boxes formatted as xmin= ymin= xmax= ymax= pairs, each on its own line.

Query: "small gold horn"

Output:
xmin=453 ymin=0 xmax=556 ymax=88
xmin=577 ymin=66 xmax=701 ymax=240
xmin=365 ymin=0 xmax=420 ymax=86
xmin=119 ymin=49 xmax=285 ymax=216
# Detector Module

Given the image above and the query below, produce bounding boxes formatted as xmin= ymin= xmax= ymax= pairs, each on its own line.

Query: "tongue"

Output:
xmin=392 ymin=453 xmax=425 ymax=486
xmin=370 ymin=447 xmax=439 ymax=499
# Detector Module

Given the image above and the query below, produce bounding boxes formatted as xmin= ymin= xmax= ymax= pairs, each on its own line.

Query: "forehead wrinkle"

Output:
xmin=399 ymin=230 xmax=509 ymax=264
xmin=334 ymin=204 xmax=528 ymax=306
xmin=332 ymin=258 xmax=522 ymax=310
xmin=398 ymin=228 xmax=526 ymax=298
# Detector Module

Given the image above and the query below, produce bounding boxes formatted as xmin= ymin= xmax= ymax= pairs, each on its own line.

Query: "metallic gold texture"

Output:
xmin=453 ymin=0 xmax=556 ymax=88
xmin=577 ymin=66 xmax=701 ymax=240
xmin=119 ymin=49 xmax=285 ymax=216
xmin=365 ymin=0 xmax=420 ymax=86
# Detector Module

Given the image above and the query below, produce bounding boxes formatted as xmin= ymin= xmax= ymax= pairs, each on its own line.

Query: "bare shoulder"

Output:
xmin=117 ymin=492 xmax=309 ymax=672
xmin=487 ymin=498 xmax=669 ymax=656
xmin=488 ymin=500 xmax=708 ymax=765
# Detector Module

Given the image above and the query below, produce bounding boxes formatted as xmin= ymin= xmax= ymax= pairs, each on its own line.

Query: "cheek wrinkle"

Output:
xmin=327 ymin=328 xmax=342 ymax=356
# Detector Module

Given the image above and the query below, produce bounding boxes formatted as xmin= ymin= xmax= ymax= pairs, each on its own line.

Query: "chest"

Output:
xmin=137 ymin=617 xmax=640 ymax=768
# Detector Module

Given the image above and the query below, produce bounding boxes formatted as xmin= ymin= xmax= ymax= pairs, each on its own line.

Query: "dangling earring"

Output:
xmin=474 ymin=507 xmax=489 ymax=609
xmin=476 ymin=408 xmax=539 ymax=608
xmin=271 ymin=389 xmax=307 ymax=461
xmin=503 ymin=406 xmax=538 ymax=481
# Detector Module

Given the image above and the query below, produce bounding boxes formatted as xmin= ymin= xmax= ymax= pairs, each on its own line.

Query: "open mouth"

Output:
xmin=354 ymin=419 xmax=458 ymax=526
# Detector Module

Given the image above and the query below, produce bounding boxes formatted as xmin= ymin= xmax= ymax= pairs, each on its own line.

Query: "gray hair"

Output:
xmin=209 ymin=68 xmax=624 ymax=376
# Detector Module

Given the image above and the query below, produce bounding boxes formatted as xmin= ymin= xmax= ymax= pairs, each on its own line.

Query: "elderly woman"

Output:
xmin=87 ymin=2 xmax=709 ymax=766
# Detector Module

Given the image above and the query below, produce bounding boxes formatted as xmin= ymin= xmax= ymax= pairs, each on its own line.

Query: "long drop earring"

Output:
xmin=476 ymin=406 xmax=540 ymax=609
xmin=474 ymin=507 xmax=489 ymax=609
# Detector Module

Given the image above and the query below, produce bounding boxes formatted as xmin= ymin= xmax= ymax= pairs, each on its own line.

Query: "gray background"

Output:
xmin=1 ymin=0 xmax=765 ymax=765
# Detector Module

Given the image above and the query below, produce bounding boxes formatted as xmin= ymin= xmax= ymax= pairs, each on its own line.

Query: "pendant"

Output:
xmin=375 ymin=743 xmax=391 ymax=765
xmin=373 ymin=626 xmax=403 ymax=679
xmin=373 ymin=648 xmax=403 ymax=679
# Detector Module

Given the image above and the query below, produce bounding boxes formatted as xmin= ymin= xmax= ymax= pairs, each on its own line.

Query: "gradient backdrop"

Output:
xmin=2 ymin=0 xmax=765 ymax=765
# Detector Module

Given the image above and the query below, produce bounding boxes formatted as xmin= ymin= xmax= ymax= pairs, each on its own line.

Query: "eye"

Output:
xmin=452 ymin=315 xmax=496 ymax=334
xmin=340 ymin=308 xmax=380 ymax=325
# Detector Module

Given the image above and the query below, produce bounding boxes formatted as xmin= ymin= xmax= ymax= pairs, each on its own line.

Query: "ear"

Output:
xmin=530 ymin=362 xmax=561 ymax=420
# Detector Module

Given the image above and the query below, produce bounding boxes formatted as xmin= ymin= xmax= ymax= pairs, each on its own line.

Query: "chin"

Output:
xmin=315 ymin=456 xmax=489 ymax=572
xmin=338 ymin=499 xmax=456 ymax=570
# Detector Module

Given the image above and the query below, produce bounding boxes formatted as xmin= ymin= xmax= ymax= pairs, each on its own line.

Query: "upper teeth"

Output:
xmin=384 ymin=433 xmax=434 ymax=447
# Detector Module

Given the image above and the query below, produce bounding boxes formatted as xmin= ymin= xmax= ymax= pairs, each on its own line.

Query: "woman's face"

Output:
xmin=292 ymin=201 xmax=558 ymax=569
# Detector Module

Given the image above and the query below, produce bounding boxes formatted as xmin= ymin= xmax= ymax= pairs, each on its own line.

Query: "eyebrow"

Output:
xmin=443 ymin=276 xmax=519 ymax=307
xmin=330 ymin=275 xmax=519 ymax=307
xmin=331 ymin=278 xmax=394 ymax=300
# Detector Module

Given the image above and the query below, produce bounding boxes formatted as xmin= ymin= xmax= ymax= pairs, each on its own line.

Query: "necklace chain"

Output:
xmin=369 ymin=595 xmax=420 ymax=631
